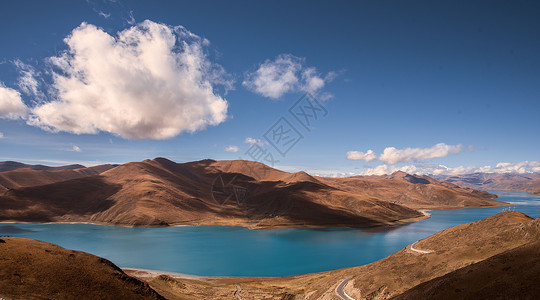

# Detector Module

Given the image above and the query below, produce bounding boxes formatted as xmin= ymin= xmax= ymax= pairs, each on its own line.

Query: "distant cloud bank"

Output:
xmin=344 ymin=143 xmax=539 ymax=176
xmin=358 ymin=161 xmax=540 ymax=176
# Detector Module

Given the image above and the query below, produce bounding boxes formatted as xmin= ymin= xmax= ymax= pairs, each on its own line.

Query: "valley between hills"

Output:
xmin=0 ymin=158 xmax=506 ymax=229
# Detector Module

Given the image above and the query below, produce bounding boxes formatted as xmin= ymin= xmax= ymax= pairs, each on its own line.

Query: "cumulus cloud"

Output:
xmin=224 ymin=145 xmax=239 ymax=153
xmin=346 ymin=150 xmax=377 ymax=162
xmin=25 ymin=20 xmax=231 ymax=140
xmin=0 ymin=84 xmax=28 ymax=119
xmin=0 ymin=132 xmax=3 ymax=138
xmin=245 ymin=137 xmax=265 ymax=146
xmin=347 ymin=143 xmax=464 ymax=164
xmin=243 ymin=54 xmax=334 ymax=99
xmin=72 ymin=145 xmax=82 ymax=152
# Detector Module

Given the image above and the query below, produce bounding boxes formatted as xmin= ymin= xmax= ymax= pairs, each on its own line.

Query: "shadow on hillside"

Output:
xmin=0 ymin=176 xmax=121 ymax=222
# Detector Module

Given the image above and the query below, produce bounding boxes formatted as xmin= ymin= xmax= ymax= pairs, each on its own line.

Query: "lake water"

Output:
xmin=2 ymin=191 xmax=539 ymax=277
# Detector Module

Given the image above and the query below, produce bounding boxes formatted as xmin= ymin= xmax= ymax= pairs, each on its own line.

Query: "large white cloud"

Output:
xmin=0 ymin=84 xmax=28 ymax=119
xmin=243 ymin=54 xmax=334 ymax=99
xmin=27 ymin=20 xmax=231 ymax=140
xmin=347 ymin=143 xmax=464 ymax=164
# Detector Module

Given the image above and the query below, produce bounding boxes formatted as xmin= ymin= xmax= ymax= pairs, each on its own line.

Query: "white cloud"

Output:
xmin=346 ymin=150 xmax=377 ymax=162
xmin=14 ymin=60 xmax=41 ymax=97
xmin=225 ymin=145 xmax=239 ymax=153
xmin=0 ymin=132 xmax=3 ymax=139
xmin=243 ymin=54 xmax=334 ymax=99
xmin=127 ymin=10 xmax=136 ymax=25
xmin=0 ymin=84 xmax=28 ymax=119
xmin=245 ymin=137 xmax=265 ymax=146
xmin=347 ymin=143 xmax=464 ymax=164
xmin=72 ymin=145 xmax=82 ymax=152
xmin=27 ymin=20 xmax=231 ymax=140
xmin=493 ymin=161 xmax=540 ymax=174
xmin=98 ymin=11 xmax=111 ymax=18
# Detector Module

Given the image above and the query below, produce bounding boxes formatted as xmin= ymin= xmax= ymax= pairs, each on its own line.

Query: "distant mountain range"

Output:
xmin=436 ymin=172 xmax=540 ymax=195
xmin=0 ymin=158 xmax=506 ymax=228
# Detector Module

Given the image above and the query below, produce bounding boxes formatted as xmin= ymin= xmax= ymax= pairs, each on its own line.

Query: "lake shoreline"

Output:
xmin=1 ymin=202 xmax=517 ymax=230
xmin=2 ymin=192 xmax=538 ymax=278
xmin=122 ymin=267 xmax=285 ymax=280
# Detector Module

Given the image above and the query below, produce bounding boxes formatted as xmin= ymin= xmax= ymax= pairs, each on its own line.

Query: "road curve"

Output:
xmin=335 ymin=276 xmax=355 ymax=300
xmin=410 ymin=241 xmax=433 ymax=254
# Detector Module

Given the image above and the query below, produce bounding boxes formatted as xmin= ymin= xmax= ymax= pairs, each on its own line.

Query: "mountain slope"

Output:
xmin=0 ymin=237 xmax=164 ymax=300
xmin=0 ymin=158 xmax=507 ymax=228
xmin=393 ymin=240 xmax=540 ymax=300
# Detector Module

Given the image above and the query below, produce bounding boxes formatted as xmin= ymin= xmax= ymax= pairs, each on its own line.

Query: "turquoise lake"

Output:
xmin=2 ymin=191 xmax=539 ymax=277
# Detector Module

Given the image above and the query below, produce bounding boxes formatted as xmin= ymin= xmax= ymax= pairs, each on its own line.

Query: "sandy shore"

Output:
xmin=122 ymin=267 xmax=278 ymax=280
xmin=122 ymin=268 xmax=206 ymax=279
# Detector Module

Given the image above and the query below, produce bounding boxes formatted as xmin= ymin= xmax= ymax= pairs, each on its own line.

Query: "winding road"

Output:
xmin=410 ymin=241 xmax=434 ymax=254
xmin=335 ymin=276 xmax=355 ymax=300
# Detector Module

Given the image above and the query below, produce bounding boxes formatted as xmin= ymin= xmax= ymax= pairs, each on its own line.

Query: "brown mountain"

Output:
xmin=0 ymin=237 xmax=164 ymax=300
xmin=438 ymin=172 xmax=540 ymax=195
xmin=0 ymin=158 xmax=507 ymax=228
xmin=133 ymin=211 xmax=540 ymax=299
xmin=322 ymin=170 xmax=499 ymax=209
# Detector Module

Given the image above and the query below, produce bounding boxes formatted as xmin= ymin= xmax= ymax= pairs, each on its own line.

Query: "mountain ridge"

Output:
xmin=0 ymin=158 xmax=508 ymax=228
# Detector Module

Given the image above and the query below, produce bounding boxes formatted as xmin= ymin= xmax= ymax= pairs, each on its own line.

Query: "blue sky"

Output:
xmin=0 ymin=0 xmax=539 ymax=176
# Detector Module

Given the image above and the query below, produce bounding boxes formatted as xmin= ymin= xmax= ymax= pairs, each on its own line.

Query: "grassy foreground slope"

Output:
xmin=0 ymin=237 xmax=164 ymax=300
